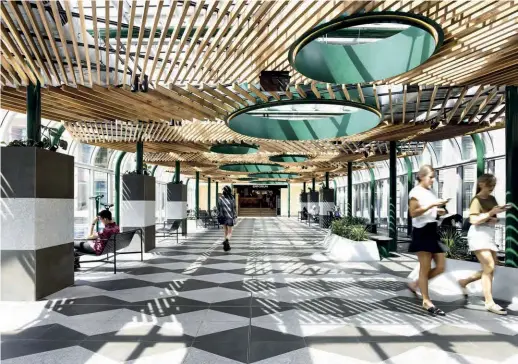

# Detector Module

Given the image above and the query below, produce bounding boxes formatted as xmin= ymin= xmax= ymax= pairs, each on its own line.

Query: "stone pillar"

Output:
xmin=121 ymin=174 xmax=155 ymax=252
xmin=167 ymin=182 xmax=188 ymax=236
xmin=1 ymin=148 xmax=74 ymax=301
xmin=319 ymin=188 xmax=335 ymax=228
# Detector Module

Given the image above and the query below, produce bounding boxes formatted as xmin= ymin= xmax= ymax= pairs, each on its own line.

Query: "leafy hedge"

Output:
xmin=331 ymin=216 xmax=370 ymax=241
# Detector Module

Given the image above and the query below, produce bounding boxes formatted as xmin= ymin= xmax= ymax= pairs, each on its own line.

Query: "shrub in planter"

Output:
xmin=331 ymin=217 xmax=369 ymax=241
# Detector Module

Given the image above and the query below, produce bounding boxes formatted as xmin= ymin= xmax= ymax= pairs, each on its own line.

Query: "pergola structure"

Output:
xmin=0 ymin=1 xmax=517 ymax=264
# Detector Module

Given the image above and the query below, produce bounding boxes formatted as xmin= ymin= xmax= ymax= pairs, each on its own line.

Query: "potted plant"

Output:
xmin=323 ymin=217 xmax=380 ymax=262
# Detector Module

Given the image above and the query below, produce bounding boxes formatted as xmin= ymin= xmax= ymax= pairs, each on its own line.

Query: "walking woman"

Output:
xmin=407 ymin=165 xmax=449 ymax=316
xmin=458 ymin=174 xmax=510 ymax=315
xmin=218 ymin=185 xmax=237 ymax=252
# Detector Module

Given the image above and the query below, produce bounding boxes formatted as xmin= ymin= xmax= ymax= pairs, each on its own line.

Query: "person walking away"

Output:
xmin=218 ymin=186 xmax=237 ymax=252
xmin=407 ymin=165 xmax=449 ymax=316
xmin=458 ymin=174 xmax=511 ymax=315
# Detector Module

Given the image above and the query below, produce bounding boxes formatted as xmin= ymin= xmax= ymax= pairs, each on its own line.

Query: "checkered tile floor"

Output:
xmin=2 ymin=218 xmax=517 ymax=363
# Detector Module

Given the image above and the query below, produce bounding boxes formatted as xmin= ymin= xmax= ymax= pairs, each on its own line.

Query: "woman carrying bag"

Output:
xmin=218 ymin=186 xmax=237 ymax=252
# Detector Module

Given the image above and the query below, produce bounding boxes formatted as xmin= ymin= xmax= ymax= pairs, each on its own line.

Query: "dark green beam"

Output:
xmin=27 ymin=81 xmax=41 ymax=142
xmin=404 ymin=157 xmax=414 ymax=236
xmin=174 ymin=161 xmax=180 ymax=184
xmin=207 ymin=177 xmax=211 ymax=214
xmin=505 ymin=86 xmax=518 ymax=267
xmin=389 ymin=141 xmax=397 ymax=252
xmin=114 ymin=152 xmax=126 ymax=225
xmin=136 ymin=140 xmax=144 ymax=174
xmin=471 ymin=133 xmax=486 ymax=178
xmin=195 ymin=172 xmax=200 ymax=219
xmin=347 ymin=162 xmax=353 ymax=217
xmin=368 ymin=167 xmax=375 ymax=224
xmin=325 ymin=172 xmax=329 ymax=189
xmin=312 ymin=178 xmax=316 ymax=191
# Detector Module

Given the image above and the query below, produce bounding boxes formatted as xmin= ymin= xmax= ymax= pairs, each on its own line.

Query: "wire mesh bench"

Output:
xmin=75 ymin=229 xmax=143 ymax=274
xmin=156 ymin=219 xmax=182 ymax=243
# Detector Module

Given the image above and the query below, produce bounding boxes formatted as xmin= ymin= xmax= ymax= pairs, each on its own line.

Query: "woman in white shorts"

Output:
xmin=458 ymin=174 xmax=510 ymax=315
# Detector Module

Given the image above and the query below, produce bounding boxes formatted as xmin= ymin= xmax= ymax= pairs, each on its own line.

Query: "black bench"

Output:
xmin=156 ymin=219 xmax=182 ymax=243
xmin=198 ymin=210 xmax=220 ymax=229
xmin=75 ymin=229 xmax=143 ymax=274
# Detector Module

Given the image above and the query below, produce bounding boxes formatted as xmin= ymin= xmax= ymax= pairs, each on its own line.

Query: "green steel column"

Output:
xmin=325 ymin=172 xmax=329 ymax=189
xmin=347 ymin=162 xmax=353 ymax=217
xmin=114 ymin=152 xmax=126 ymax=225
xmin=404 ymin=157 xmax=414 ymax=236
xmin=151 ymin=165 xmax=158 ymax=176
xmin=312 ymin=178 xmax=316 ymax=191
xmin=333 ymin=180 xmax=337 ymax=202
xmin=368 ymin=168 xmax=375 ymax=224
xmin=207 ymin=177 xmax=211 ymax=214
xmin=27 ymin=81 xmax=42 ymax=142
xmin=303 ymin=182 xmax=306 ymax=192
xmin=288 ymin=183 xmax=291 ymax=217
xmin=215 ymin=181 xmax=219 ymax=207
xmin=195 ymin=172 xmax=200 ymax=219
xmin=174 ymin=161 xmax=180 ymax=184
xmin=389 ymin=141 xmax=397 ymax=252
xmin=471 ymin=134 xmax=486 ymax=178
xmin=136 ymin=140 xmax=144 ymax=174
xmin=505 ymin=86 xmax=518 ymax=267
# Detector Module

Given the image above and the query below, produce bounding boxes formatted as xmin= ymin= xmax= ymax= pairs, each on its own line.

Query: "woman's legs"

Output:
xmin=223 ymin=225 xmax=229 ymax=240
xmin=416 ymin=251 xmax=433 ymax=308
xmin=475 ymin=249 xmax=496 ymax=305
xmin=227 ymin=226 xmax=233 ymax=240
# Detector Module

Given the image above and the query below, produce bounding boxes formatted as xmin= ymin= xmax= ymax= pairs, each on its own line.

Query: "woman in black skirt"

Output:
xmin=217 ymin=186 xmax=237 ymax=252
xmin=407 ymin=165 xmax=449 ymax=316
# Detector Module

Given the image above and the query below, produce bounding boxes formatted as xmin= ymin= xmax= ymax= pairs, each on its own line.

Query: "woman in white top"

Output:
xmin=407 ymin=165 xmax=449 ymax=316
xmin=458 ymin=174 xmax=510 ymax=315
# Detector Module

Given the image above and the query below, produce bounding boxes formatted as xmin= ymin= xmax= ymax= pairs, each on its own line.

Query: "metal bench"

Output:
xmin=75 ymin=229 xmax=143 ymax=274
xmin=156 ymin=219 xmax=182 ymax=243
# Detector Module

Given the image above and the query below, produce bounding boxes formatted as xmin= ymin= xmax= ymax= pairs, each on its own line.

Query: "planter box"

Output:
xmin=408 ymin=258 xmax=518 ymax=303
xmin=323 ymin=234 xmax=380 ymax=262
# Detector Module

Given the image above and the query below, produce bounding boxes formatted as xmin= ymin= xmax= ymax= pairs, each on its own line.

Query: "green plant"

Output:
xmin=331 ymin=217 xmax=369 ymax=241
xmin=439 ymin=228 xmax=464 ymax=259
xmin=347 ymin=225 xmax=370 ymax=241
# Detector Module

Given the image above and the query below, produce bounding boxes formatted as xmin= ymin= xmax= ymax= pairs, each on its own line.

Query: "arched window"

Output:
xmin=94 ymin=147 xmax=114 ymax=168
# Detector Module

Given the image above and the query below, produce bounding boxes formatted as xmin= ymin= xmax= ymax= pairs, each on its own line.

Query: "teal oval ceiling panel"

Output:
xmin=269 ymin=155 xmax=309 ymax=163
xmin=219 ymin=163 xmax=284 ymax=173
xmin=248 ymin=173 xmax=300 ymax=179
xmin=227 ymin=99 xmax=381 ymax=141
xmin=289 ymin=11 xmax=443 ymax=84
xmin=210 ymin=143 xmax=259 ymax=155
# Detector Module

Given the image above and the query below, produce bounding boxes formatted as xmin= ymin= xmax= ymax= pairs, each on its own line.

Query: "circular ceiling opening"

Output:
xmin=289 ymin=11 xmax=443 ymax=84
xmin=248 ymin=172 xmax=300 ymax=179
xmin=210 ymin=143 xmax=258 ymax=155
xmin=249 ymin=180 xmax=288 ymax=185
xmin=269 ymin=154 xmax=309 ymax=163
xmin=227 ymin=99 xmax=381 ymax=141
xmin=219 ymin=163 xmax=284 ymax=173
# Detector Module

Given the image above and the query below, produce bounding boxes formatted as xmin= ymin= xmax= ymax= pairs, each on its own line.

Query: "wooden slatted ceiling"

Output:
xmin=1 ymin=1 xmax=518 ymax=87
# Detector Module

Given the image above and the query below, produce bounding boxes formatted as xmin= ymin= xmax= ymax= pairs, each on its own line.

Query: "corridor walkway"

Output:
xmin=1 ymin=218 xmax=517 ymax=363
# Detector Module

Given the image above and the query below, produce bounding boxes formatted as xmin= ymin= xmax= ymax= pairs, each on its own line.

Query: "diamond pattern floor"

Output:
xmin=1 ymin=217 xmax=517 ymax=363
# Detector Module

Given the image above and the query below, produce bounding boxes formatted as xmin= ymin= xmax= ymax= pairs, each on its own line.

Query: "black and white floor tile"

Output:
xmin=1 ymin=217 xmax=517 ymax=363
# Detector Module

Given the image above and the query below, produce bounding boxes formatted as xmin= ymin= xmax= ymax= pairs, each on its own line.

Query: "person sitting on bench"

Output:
xmin=74 ymin=210 xmax=120 ymax=270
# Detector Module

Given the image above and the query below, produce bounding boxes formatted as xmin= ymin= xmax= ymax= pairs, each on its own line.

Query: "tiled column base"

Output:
xmin=122 ymin=175 xmax=156 ymax=252
xmin=319 ymin=188 xmax=335 ymax=228
xmin=1 ymin=147 xmax=74 ymax=300
xmin=167 ymin=183 xmax=187 ymax=236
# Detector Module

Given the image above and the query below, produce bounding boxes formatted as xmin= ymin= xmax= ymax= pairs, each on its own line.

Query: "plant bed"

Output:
xmin=407 ymin=258 xmax=518 ymax=303
xmin=323 ymin=217 xmax=380 ymax=262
